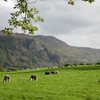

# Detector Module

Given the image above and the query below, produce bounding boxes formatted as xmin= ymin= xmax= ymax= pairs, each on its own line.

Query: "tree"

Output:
xmin=2 ymin=0 xmax=44 ymax=35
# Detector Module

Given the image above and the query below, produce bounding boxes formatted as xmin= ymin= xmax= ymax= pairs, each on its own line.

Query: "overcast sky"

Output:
xmin=0 ymin=0 xmax=100 ymax=49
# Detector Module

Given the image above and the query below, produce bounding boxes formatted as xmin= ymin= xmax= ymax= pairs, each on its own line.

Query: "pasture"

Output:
xmin=0 ymin=66 xmax=100 ymax=100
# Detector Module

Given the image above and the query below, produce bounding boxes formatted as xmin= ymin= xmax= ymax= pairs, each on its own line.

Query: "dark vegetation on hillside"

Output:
xmin=0 ymin=32 xmax=100 ymax=71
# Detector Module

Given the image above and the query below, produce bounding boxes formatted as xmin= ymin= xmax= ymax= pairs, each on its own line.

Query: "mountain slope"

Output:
xmin=0 ymin=32 xmax=100 ymax=69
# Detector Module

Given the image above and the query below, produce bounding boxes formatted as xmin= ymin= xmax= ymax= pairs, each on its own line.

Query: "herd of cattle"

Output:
xmin=45 ymin=70 xmax=59 ymax=75
xmin=2 ymin=70 xmax=59 ymax=83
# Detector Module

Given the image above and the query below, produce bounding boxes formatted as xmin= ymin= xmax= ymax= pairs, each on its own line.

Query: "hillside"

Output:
xmin=0 ymin=32 xmax=100 ymax=69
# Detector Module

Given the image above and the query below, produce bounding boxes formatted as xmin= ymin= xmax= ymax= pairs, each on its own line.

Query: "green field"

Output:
xmin=0 ymin=66 xmax=100 ymax=100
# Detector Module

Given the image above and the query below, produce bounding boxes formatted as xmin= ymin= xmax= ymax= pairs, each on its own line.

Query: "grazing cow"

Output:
xmin=51 ymin=70 xmax=59 ymax=74
xmin=51 ymin=71 xmax=55 ymax=74
xmin=30 ymin=75 xmax=37 ymax=81
xmin=45 ymin=72 xmax=51 ymax=75
xmin=55 ymin=70 xmax=59 ymax=74
xmin=3 ymin=75 xmax=10 ymax=83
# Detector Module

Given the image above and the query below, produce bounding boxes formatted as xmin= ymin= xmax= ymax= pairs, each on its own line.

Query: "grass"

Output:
xmin=0 ymin=66 xmax=100 ymax=100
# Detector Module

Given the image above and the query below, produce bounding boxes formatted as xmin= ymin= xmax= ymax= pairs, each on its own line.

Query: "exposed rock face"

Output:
xmin=0 ymin=32 xmax=100 ymax=68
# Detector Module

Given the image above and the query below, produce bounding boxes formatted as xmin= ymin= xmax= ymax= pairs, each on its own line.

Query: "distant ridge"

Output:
xmin=0 ymin=32 xmax=100 ymax=69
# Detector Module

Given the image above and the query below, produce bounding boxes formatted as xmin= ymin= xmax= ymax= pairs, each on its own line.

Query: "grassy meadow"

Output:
xmin=0 ymin=66 xmax=100 ymax=100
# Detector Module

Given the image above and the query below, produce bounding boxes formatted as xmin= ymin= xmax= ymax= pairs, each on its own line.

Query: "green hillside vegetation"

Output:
xmin=0 ymin=65 xmax=100 ymax=100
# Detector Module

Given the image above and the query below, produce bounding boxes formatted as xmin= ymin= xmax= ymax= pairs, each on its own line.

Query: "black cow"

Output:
xmin=51 ymin=70 xmax=59 ymax=74
xmin=45 ymin=72 xmax=51 ymax=75
xmin=30 ymin=75 xmax=37 ymax=81
xmin=3 ymin=75 xmax=10 ymax=83
xmin=51 ymin=71 xmax=55 ymax=74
